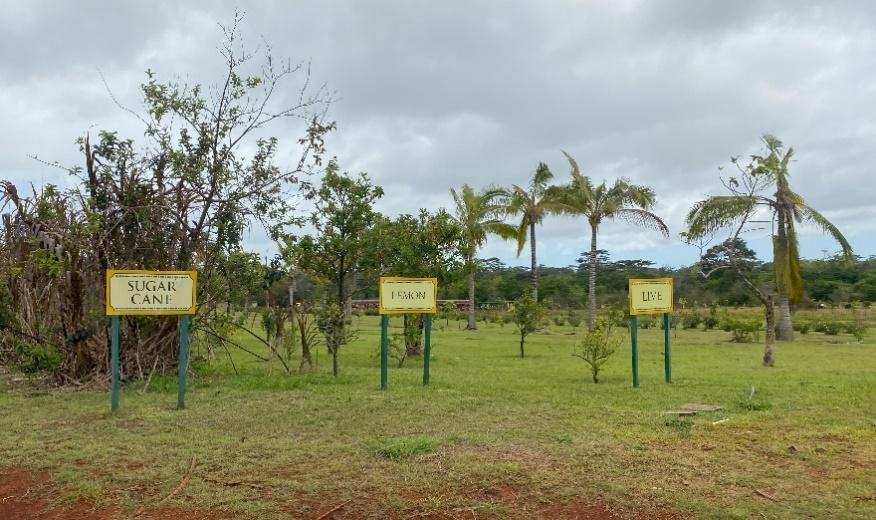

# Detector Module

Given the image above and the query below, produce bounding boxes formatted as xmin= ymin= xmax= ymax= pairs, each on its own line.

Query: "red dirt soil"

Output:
xmin=0 ymin=467 xmax=232 ymax=520
xmin=1 ymin=466 xmax=684 ymax=519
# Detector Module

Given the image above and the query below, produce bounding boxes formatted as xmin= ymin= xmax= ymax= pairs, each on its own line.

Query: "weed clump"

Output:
xmin=368 ymin=436 xmax=442 ymax=459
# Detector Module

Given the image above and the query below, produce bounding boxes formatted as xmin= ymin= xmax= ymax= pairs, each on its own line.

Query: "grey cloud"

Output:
xmin=2 ymin=0 xmax=875 ymax=267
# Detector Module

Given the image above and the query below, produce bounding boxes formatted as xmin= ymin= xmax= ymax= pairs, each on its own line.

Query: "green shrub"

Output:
xmin=681 ymin=312 xmax=703 ymax=330
xmin=16 ymin=341 xmax=61 ymax=374
xmin=821 ymin=321 xmax=842 ymax=335
xmin=702 ymin=316 xmax=719 ymax=330
xmin=721 ymin=315 xmax=761 ymax=343
xmin=794 ymin=322 xmax=811 ymax=334
xmin=573 ymin=312 xmax=620 ymax=383
xmin=566 ymin=310 xmax=583 ymax=329
xmin=368 ymin=436 xmax=442 ymax=459
xmin=846 ymin=322 xmax=868 ymax=342
xmin=639 ymin=317 xmax=657 ymax=329
xmin=552 ymin=315 xmax=566 ymax=327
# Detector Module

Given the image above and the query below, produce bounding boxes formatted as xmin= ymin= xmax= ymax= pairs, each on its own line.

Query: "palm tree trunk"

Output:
xmin=587 ymin=223 xmax=598 ymax=331
xmin=775 ymin=212 xmax=794 ymax=341
xmin=763 ymin=295 xmax=776 ymax=367
xmin=466 ymin=271 xmax=477 ymax=330
xmin=777 ymin=296 xmax=793 ymax=341
xmin=529 ymin=221 xmax=538 ymax=301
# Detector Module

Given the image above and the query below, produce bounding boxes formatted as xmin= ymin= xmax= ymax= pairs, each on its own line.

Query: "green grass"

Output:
xmin=1 ymin=314 xmax=875 ymax=518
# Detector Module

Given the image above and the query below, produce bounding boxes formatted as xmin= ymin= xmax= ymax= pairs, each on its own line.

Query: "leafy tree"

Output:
xmin=292 ymin=161 xmax=383 ymax=307
xmin=557 ymin=151 xmax=669 ymax=330
xmin=450 ymin=184 xmax=516 ymax=330
xmin=573 ymin=312 xmax=620 ymax=383
xmin=0 ymin=18 xmax=333 ymax=382
xmin=364 ymin=209 xmax=464 ymax=354
xmin=288 ymin=161 xmax=383 ymax=375
xmin=685 ymin=153 xmax=780 ymax=365
xmin=504 ymin=162 xmax=564 ymax=300
xmin=510 ymin=293 xmax=545 ymax=358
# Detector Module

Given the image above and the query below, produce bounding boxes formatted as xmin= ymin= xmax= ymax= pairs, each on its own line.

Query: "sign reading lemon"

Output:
xmin=378 ymin=277 xmax=437 ymax=315
xmin=377 ymin=277 xmax=438 ymax=390
xmin=106 ymin=270 xmax=197 ymax=316
xmin=628 ymin=277 xmax=673 ymax=315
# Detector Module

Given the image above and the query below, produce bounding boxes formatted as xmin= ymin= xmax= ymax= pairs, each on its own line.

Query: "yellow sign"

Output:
xmin=106 ymin=270 xmax=198 ymax=316
xmin=379 ymin=277 xmax=437 ymax=315
xmin=628 ymin=278 xmax=673 ymax=315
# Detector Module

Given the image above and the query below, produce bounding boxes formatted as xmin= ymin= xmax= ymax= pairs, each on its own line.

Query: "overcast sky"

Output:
xmin=3 ymin=1 xmax=875 ymax=267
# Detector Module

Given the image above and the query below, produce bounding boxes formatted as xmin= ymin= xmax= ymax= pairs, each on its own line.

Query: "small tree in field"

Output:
xmin=511 ymin=293 xmax=545 ymax=358
xmin=316 ymin=302 xmax=352 ymax=376
xmin=573 ymin=312 xmax=620 ymax=383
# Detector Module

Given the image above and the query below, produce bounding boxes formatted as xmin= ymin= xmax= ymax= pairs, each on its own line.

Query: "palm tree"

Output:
xmin=558 ymin=151 xmax=669 ymax=330
xmin=450 ymin=184 xmax=516 ymax=330
xmin=505 ymin=162 xmax=565 ymax=301
xmin=693 ymin=135 xmax=853 ymax=341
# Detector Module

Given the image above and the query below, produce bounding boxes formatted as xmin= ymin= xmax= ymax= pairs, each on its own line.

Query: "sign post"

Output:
xmin=628 ymin=278 xmax=674 ymax=387
xmin=378 ymin=277 xmax=438 ymax=390
xmin=106 ymin=270 xmax=198 ymax=411
xmin=111 ymin=315 xmax=121 ymax=411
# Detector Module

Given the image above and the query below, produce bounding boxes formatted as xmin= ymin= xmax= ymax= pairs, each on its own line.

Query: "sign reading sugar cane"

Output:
xmin=106 ymin=270 xmax=197 ymax=315
xmin=105 ymin=269 xmax=197 ymax=412
xmin=627 ymin=278 xmax=674 ymax=388
xmin=377 ymin=277 xmax=438 ymax=390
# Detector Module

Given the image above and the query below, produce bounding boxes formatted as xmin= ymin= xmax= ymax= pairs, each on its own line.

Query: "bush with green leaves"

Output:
xmin=681 ymin=312 xmax=703 ymax=330
xmin=317 ymin=302 xmax=354 ymax=376
xmin=573 ymin=313 xmax=620 ymax=383
xmin=16 ymin=340 xmax=61 ymax=374
xmin=510 ymin=293 xmax=545 ymax=358
xmin=552 ymin=315 xmax=566 ymax=327
xmin=846 ymin=322 xmax=867 ymax=342
xmin=820 ymin=321 xmax=842 ymax=335
xmin=721 ymin=314 xmax=761 ymax=343
xmin=793 ymin=321 xmax=811 ymax=334
xmin=439 ymin=302 xmax=461 ymax=326
xmin=566 ymin=310 xmax=583 ymax=329
xmin=639 ymin=316 xmax=657 ymax=329
xmin=703 ymin=305 xmax=719 ymax=330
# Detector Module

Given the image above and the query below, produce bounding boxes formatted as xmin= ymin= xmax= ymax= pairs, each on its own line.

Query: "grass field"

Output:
xmin=1 ymin=314 xmax=875 ymax=519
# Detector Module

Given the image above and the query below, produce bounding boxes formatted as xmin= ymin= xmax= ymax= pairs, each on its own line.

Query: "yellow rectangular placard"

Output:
xmin=106 ymin=270 xmax=198 ymax=316
xmin=379 ymin=277 xmax=437 ymax=315
xmin=629 ymin=278 xmax=673 ymax=315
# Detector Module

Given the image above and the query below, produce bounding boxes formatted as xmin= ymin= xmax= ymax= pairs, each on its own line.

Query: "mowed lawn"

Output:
xmin=1 ymin=315 xmax=875 ymax=519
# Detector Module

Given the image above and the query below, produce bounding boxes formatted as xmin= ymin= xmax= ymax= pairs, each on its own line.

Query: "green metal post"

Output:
xmin=177 ymin=315 xmax=190 ymax=410
xmin=380 ymin=314 xmax=389 ymax=390
xmin=111 ymin=315 xmax=120 ymax=412
xmin=423 ymin=314 xmax=433 ymax=385
xmin=663 ymin=312 xmax=672 ymax=383
xmin=630 ymin=315 xmax=639 ymax=388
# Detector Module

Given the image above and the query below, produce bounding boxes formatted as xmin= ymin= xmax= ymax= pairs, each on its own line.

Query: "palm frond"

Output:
xmin=562 ymin=150 xmax=581 ymax=177
xmin=797 ymin=204 xmax=853 ymax=259
xmin=615 ymin=208 xmax=670 ymax=237
xmin=685 ymin=195 xmax=757 ymax=239
xmin=786 ymin=224 xmax=803 ymax=304
xmin=514 ymin=219 xmax=528 ymax=256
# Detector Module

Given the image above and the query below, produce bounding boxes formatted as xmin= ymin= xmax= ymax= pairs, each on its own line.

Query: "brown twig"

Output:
xmin=313 ymin=498 xmax=354 ymax=520
xmin=754 ymin=489 xmax=778 ymax=501
xmin=133 ymin=456 xmax=197 ymax=516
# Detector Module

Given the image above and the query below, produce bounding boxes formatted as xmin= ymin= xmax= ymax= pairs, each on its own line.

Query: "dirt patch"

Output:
xmin=539 ymin=498 xmax=684 ymax=519
xmin=0 ymin=467 xmax=235 ymax=520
